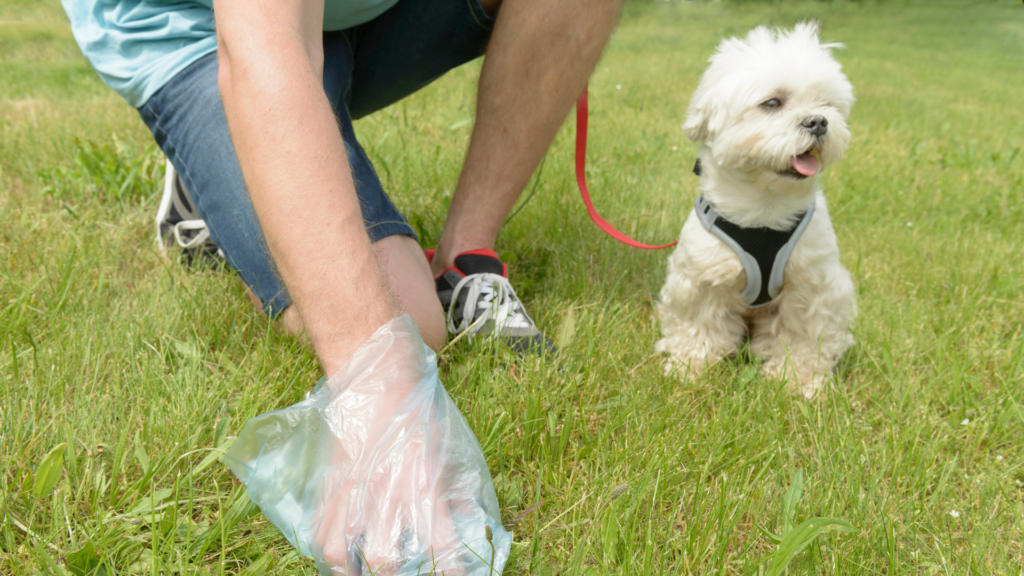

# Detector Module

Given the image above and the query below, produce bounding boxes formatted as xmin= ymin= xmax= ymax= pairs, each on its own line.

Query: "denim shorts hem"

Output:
xmin=465 ymin=0 xmax=496 ymax=31
xmin=366 ymin=221 xmax=417 ymax=243
xmin=262 ymin=291 xmax=292 ymax=319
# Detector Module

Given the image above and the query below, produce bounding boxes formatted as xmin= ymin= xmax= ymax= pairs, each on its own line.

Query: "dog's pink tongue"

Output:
xmin=790 ymin=154 xmax=818 ymax=176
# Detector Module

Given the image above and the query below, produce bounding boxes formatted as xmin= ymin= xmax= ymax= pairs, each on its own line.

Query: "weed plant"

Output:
xmin=1 ymin=0 xmax=1023 ymax=574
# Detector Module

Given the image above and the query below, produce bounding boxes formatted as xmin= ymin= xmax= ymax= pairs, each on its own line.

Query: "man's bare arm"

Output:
xmin=214 ymin=0 xmax=397 ymax=376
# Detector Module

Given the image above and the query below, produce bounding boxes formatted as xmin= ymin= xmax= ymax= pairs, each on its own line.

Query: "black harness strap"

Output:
xmin=694 ymin=194 xmax=815 ymax=308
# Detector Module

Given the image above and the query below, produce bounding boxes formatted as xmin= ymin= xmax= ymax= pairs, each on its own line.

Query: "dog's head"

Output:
xmin=684 ymin=22 xmax=854 ymax=194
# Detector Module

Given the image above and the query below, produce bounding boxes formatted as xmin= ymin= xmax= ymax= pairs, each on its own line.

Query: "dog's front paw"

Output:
xmin=763 ymin=356 xmax=829 ymax=399
xmin=661 ymin=354 xmax=707 ymax=381
xmin=655 ymin=338 xmax=719 ymax=381
xmin=788 ymin=373 xmax=826 ymax=400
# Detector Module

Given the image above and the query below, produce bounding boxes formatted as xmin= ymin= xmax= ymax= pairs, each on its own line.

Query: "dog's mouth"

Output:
xmin=779 ymin=148 xmax=820 ymax=179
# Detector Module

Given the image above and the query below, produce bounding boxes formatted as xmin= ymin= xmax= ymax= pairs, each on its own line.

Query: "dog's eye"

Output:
xmin=761 ymin=98 xmax=782 ymax=110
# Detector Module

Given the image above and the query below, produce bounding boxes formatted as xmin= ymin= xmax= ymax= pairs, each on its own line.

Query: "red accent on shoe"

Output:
xmin=428 ymin=248 xmax=506 ymax=280
xmin=435 ymin=265 xmax=462 ymax=280
xmin=458 ymin=248 xmax=500 ymax=259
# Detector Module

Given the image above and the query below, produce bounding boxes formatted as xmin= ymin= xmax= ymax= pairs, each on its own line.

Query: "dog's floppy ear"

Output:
xmin=683 ymin=107 xmax=709 ymax=144
xmin=683 ymin=84 xmax=719 ymax=144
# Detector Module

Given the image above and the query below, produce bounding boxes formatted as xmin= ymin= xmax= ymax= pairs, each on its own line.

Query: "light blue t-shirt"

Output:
xmin=63 ymin=0 xmax=399 ymax=108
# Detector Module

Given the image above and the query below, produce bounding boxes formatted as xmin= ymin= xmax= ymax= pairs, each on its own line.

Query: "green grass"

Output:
xmin=2 ymin=0 xmax=1024 ymax=574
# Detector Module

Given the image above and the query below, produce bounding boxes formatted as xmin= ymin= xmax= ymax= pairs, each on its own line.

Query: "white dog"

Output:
xmin=655 ymin=23 xmax=857 ymax=398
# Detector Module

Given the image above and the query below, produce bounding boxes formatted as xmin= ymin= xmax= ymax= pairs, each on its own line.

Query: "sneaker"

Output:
xmin=427 ymin=248 xmax=556 ymax=356
xmin=155 ymin=159 xmax=224 ymax=266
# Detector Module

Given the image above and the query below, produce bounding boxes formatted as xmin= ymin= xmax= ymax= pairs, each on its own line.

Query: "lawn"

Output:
xmin=2 ymin=0 xmax=1023 ymax=574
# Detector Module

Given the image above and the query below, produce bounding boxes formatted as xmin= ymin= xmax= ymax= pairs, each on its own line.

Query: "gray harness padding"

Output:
xmin=694 ymin=194 xmax=815 ymax=308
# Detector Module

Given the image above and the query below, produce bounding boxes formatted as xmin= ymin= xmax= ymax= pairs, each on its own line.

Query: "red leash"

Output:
xmin=575 ymin=85 xmax=678 ymax=250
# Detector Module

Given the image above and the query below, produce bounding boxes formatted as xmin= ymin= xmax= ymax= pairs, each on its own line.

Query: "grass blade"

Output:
xmin=33 ymin=442 xmax=67 ymax=499
xmin=766 ymin=517 xmax=859 ymax=576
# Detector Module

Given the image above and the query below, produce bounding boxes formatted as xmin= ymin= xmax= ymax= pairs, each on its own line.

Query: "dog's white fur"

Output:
xmin=655 ymin=23 xmax=857 ymax=398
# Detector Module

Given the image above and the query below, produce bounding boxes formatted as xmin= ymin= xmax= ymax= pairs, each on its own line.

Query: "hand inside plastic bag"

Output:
xmin=224 ymin=315 xmax=510 ymax=575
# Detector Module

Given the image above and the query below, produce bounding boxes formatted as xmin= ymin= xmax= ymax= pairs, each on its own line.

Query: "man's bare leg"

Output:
xmin=429 ymin=0 xmax=622 ymax=275
xmin=372 ymin=235 xmax=446 ymax=350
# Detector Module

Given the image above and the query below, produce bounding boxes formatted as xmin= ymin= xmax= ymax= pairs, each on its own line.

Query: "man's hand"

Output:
xmin=223 ymin=317 xmax=508 ymax=575
xmin=306 ymin=319 xmax=481 ymax=574
xmin=214 ymin=0 xmax=398 ymax=376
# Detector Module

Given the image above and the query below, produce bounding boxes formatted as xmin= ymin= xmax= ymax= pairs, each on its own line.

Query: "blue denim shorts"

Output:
xmin=139 ymin=0 xmax=495 ymax=316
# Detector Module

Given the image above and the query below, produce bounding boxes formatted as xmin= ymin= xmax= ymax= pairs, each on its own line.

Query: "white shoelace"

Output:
xmin=172 ymin=219 xmax=211 ymax=250
xmin=447 ymin=273 xmax=537 ymax=337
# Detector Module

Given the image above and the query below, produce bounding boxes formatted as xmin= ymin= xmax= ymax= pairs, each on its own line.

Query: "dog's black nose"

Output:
xmin=801 ymin=115 xmax=828 ymax=137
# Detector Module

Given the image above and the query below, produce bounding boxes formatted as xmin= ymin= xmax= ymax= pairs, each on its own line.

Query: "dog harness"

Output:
xmin=694 ymin=193 xmax=816 ymax=308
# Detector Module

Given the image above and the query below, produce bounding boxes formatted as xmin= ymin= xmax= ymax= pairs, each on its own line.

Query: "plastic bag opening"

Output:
xmin=224 ymin=315 xmax=511 ymax=575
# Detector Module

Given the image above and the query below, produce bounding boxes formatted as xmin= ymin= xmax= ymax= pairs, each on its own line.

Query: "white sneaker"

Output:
xmin=430 ymin=248 xmax=556 ymax=356
xmin=155 ymin=159 xmax=223 ymax=264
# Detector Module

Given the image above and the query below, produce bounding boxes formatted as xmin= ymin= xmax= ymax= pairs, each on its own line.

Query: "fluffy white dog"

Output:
xmin=655 ymin=23 xmax=857 ymax=398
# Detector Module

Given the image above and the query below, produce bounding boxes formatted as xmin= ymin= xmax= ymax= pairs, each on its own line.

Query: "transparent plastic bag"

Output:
xmin=223 ymin=315 xmax=511 ymax=575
